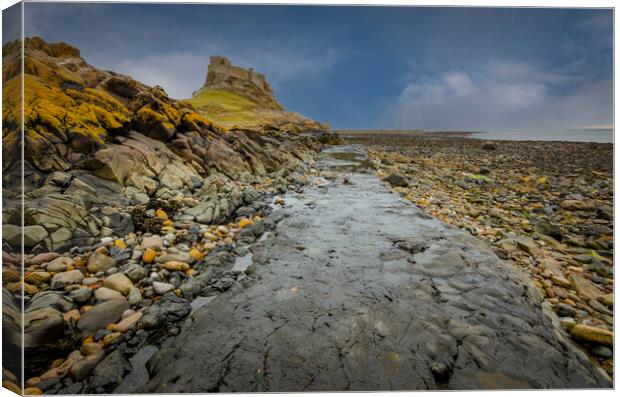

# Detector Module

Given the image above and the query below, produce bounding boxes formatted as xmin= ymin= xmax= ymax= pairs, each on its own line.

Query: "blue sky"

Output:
xmin=4 ymin=3 xmax=614 ymax=131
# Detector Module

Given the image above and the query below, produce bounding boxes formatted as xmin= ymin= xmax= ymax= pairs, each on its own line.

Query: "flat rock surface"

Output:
xmin=140 ymin=145 xmax=610 ymax=392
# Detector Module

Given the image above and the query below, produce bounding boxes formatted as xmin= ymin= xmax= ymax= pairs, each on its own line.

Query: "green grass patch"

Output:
xmin=186 ymin=90 xmax=257 ymax=113
xmin=185 ymin=89 xmax=264 ymax=128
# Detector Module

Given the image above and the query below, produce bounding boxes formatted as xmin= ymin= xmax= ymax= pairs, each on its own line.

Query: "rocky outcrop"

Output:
xmin=202 ymin=55 xmax=282 ymax=110
xmin=2 ymin=37 xmax=339 ymax=393
xmin=187 ymin=56 xmax=330 ymax=132
xmin=2 ymin=37 xmax=336 ymax=254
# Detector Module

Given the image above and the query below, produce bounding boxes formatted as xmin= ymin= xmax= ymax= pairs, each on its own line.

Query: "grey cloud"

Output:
xmin=384 ymin=59 xmax=612 ymax=132
xmin=95 ymin=41 xmax=340 ymax=99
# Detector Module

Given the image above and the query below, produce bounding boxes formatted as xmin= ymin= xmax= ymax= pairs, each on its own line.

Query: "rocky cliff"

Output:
xmin=187 ymin=56 xmax=329 ymax=132
xmin=1 ymin=37 xmax=334 ymax=254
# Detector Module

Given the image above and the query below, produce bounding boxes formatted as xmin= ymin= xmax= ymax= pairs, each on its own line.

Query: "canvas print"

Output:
xmin=1 ymin=1 xmax=614 ymax=394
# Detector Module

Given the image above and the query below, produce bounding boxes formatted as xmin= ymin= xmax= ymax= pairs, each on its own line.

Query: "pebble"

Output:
xmin=82 ymin=277 xmax=99 ymax=286
xmin=127 ymin=287 xmax=143 ymax=306
xmin=590 ymin=345 xmax=613 ymax=358
xmin=77 ymin=298 xmax=129 ymax=332
xmin=567 ymin=324 xmax=613 ymax=347
xmin=25 ymin=271 xmax=51 ymax=285
xmin=70 ymin=350 xmax=105 ymax=381
xmin=163 ymin=261 xmax=190 ymax=271
xmin=103 ymin=273 xmax=134 ymax=295
xmin=51 ymin=270 xmax=84 ymax=290
xmin=555 ymin=303 xmax=576 ymax=317
xmin=109 ymin=312 xmax=143 ymax=333
xmin=141 ymin=235 xmax=163 ymax=250
xmin=87 ymin=252 xmax=118 ymax=273
xmin=46 ymin=256 xmax=73 ymax=273
xmin=152 ymin=281 xmax=175 ymax=295
xmin=142 ymin=248 xmax=157 ymax=264
xmin=94 ymin=287 xmax=123 ymax=301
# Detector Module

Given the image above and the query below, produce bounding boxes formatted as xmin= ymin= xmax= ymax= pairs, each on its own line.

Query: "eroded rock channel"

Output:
xmin=136 ymin=145 xmax=611 ymax=392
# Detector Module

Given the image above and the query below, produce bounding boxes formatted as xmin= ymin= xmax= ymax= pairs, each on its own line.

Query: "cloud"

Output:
xmin=94 ymin=41 xmax=339 ymax=100
xmin=384 ymin=59 xmax=612 ymax=131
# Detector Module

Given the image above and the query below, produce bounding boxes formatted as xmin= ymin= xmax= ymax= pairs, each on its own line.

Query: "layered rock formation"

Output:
xmin=1 ymin=37 xmax=332 ymax=253
xmin=187 ymin=56 xmax=329 ymax=132
xmin=2 ymin=37 xmax=338 ymax=393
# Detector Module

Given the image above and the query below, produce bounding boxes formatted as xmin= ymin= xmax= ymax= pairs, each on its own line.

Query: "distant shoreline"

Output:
xmin=334 ymin=129 xmax=613 ymax=144
xmin=335 ymin=129 xmax=482 ymax=138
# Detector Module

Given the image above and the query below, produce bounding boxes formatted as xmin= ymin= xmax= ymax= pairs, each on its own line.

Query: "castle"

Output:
xmin=205 ymin=56 xmax=274 ymax=97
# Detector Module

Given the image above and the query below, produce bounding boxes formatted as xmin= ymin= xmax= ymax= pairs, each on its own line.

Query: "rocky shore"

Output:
xmin=3 ymin=160 xmax=331 ymax=394
xmin=1 ymin=37 xmax=338 ymax=393
xmin=345 ymin=133 xmax=614 ymax=377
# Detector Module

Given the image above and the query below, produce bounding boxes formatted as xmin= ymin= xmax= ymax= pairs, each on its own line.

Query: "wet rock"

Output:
xmin=534 ymin=221 xmax=562 ymax=241
xmin=50 ymin=270 xmax=84 ymax=290
xmin=28 ymin=291 xmax=74 ymax=312
xmin=2 ymin=268 xmax=20 ymax=283
xmin=24 ymin=307 xmax=64 ymax=348
xmin=70 ymin=350 xmax=105 ymax=381
xmin=138 ymin=294 xmax=190 ymax=329
xmin=69 ymin=288 xmax=93 ymax=303
xmin=560 ymin=200 xmax=595 ymax=212
xmin=109 ymin=312 xmax=143 ymax=333
xmin=94 ymin=287 xmax=123 ymax=301
xmin=590 ymin=346 xmax=613 ymax=359
xmin=46 ymin=256 xmax=73 ymax=273
xmin=78 ymin=298 xmax=129 ymax=333
xmin=152 ymin=281 xmax=174 ymax=295
xmin=3 ymin=224 xmax=49 ymax=248
xmin=127 ymin=287 xmax=143 ymax=306
xmin=598 ymin=293 xmax=613 ymax=308
xmin=103 ymin=273 xmax=134 ymax=295
xmin=94 ymin=329 xmax=112 ymax=342
xmin=87 ymin=252 xmax=118 ymax=273
xmin=25 ymin=271 xmax=52 ymax=285
xmin=555 ymin=303 xmax=576 ymax=317
xmin=82 ymin=277 xmax=100 ymax=286
xmin=567 ymin=324 xmax=613 ymax=347
xmin=587 ymin=298 xmax=612 ymax=316
xmin=2 ymin=380 xmax=20 ymax=394
xmin=569 ymin=274 xmax=603 ymax=300
xmin=125 ymin=264 xmax=148 ymax=283
xmin=163 ymin=261 xmax=189 ymax=271
xmin=141 ymin=235 xmax=163 ymax=250
xmin=156 ymin=251 xmax=196 ymax=265
xmin=179 ymin=270 xmax=213 ymax=299
xmin=27 ymin=252 xmax=61 ymax=266
xmin=481 ymin=141 xmax=497 ymax=150
xmin=142 ymin=248 xmax=157 ymax=264
xmin=88 ymin=350 xmax=132 ymax=391
xmin=385 ymin=173 xmax=408 ymax=187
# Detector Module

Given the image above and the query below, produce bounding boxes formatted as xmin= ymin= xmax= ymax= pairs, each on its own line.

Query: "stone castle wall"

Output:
xmin=205 ymin=56 xmax=274 ymax=96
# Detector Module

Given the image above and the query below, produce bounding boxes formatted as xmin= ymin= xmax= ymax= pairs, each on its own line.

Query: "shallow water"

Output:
xmin=138 ymin=145 xmax=610 ymax=392
xmin=471 ymin=129 xmax=613 ymax=143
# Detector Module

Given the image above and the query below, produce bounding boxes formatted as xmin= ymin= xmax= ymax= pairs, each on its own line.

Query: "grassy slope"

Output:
xmin=185 ymin=89 xmax=264 ymax=128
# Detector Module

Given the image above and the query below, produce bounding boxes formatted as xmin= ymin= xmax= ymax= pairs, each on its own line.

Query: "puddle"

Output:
xmin=321 ymin=147 xmax=374 ymax=172
xmin=190 ymin=295 xmax=217 ymax=315
xmin=231 ymin=252 xmax=254 ymax=272
xmin=114 ymin=345 xmax=159 ymax=393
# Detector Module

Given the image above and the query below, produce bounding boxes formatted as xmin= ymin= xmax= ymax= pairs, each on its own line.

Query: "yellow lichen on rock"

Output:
xmin=143 ymin=248 xmax=157 ymax=264
xmin=155 ymin=208 xmax=168 ymax=220
xmin=189 ymin=248 xmax=203 ymax=260
xmin=238 ymin=218 xmax=253 ymax=228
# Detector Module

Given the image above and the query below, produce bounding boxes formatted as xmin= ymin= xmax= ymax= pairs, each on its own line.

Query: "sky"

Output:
xmin=3 ymin=2 xmax=614 ymax=131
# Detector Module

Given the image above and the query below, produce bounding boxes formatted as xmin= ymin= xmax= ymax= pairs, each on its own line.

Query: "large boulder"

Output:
xmin=24 ymin=307 xmax=65 ymax=348
xmin=77 ymin=297 xmax=129 ymax=333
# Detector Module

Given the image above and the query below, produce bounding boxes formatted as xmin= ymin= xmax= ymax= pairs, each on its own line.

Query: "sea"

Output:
xmin=470 ymin=129 xmax=613 ymax=143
